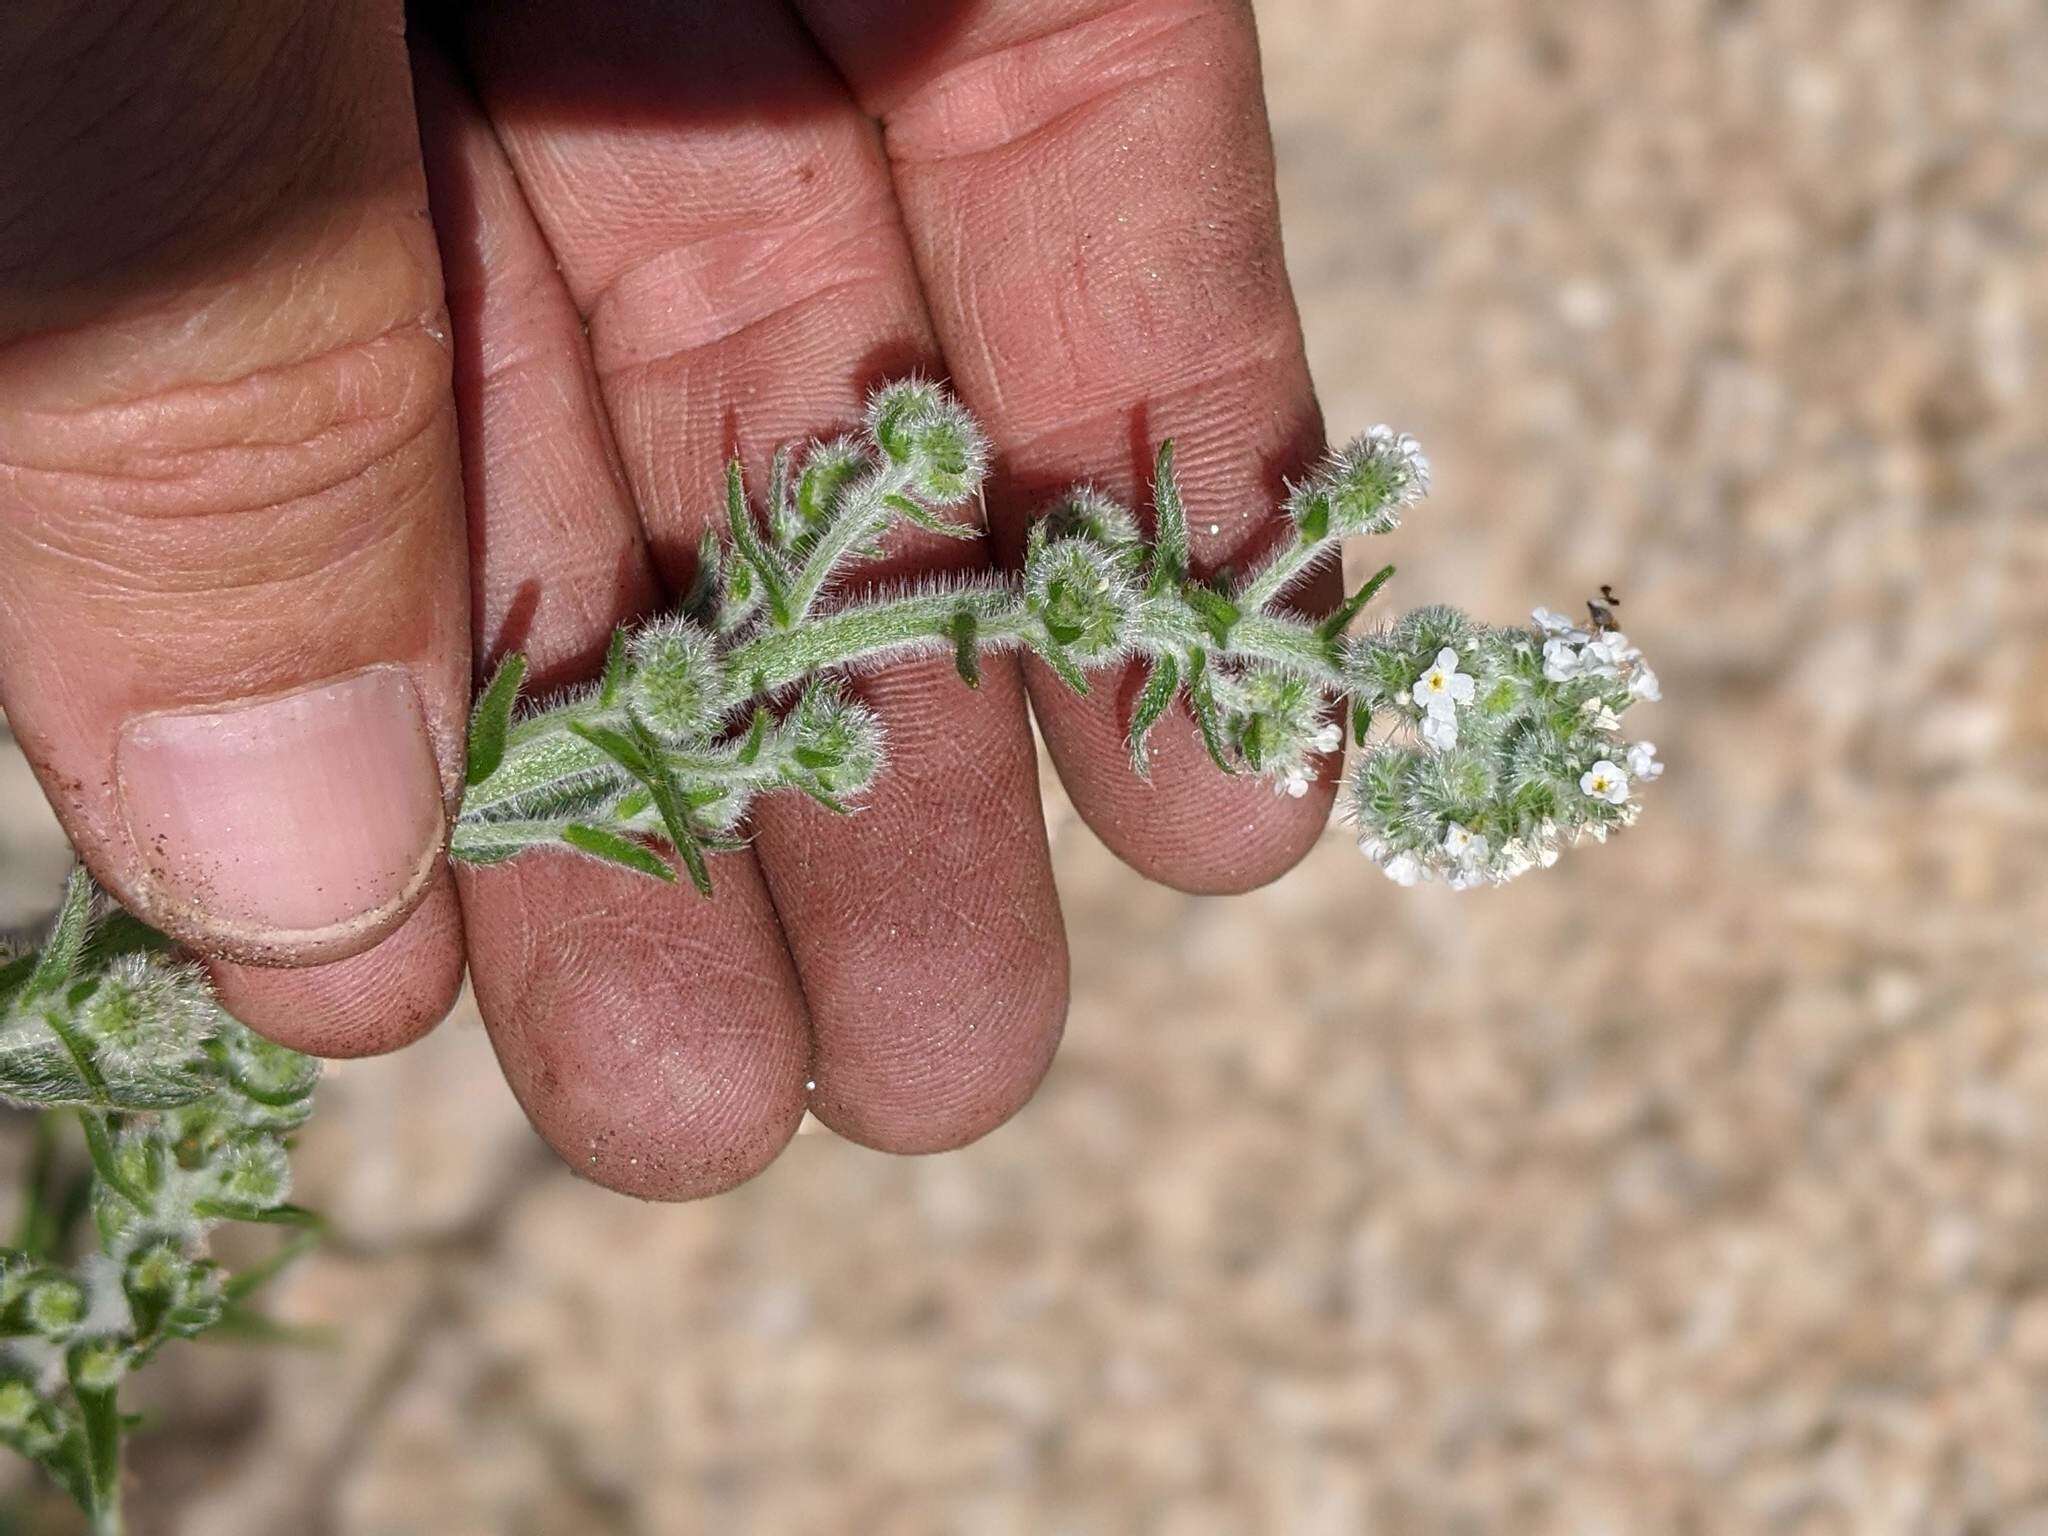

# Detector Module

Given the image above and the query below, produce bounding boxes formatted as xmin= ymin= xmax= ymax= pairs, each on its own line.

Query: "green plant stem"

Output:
xmin=1234 ymin=530 xmax=1331 ymax=614
xmin=723 ymin=585 xmax=1027 ymax=693
xmin=1227 ymin=612 xmax=1347 ymax=685
xmin=780 ymin=463 xmax=916 ymax=622
xmin=68 ymin=1371 xmax=122 ymax=1536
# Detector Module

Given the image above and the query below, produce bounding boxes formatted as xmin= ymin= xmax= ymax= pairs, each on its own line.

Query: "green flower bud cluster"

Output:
xmin=450 ymin=379 xmax=1660 ymax=898
xmin=0 ymin=871 xmax=320 ymax=1530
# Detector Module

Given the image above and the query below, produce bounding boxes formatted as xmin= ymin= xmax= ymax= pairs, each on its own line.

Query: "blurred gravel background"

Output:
xmin=5 ymin=0 xmax=2046 ymax=1530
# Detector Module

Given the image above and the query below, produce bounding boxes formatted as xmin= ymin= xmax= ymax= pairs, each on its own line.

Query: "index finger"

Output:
xmin=794 ymin=0 xmax=1337 ymax=893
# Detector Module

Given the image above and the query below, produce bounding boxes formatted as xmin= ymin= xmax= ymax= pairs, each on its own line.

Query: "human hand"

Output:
xmin=0 ymin=0 xmax=1336 ymax=1197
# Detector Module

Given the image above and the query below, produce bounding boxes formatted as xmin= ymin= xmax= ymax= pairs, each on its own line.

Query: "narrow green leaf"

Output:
xmin=951 ymin=609 xmax=982 ymax=688
xmin=1185 ymin=651 xmax=1237 ymax=774
xmin=1151 ymin=439 xmax=1189 ymax=592
xmin=27 ymin=866 xmax=95 ymax=1000
xmin=597 ymin=627 xmax=633 ymax=708
xmin=683 ymin=529 xmax=729 ymax=626
xmin=565 ymin=719 xmax=656 ymax=781
xmin=1126 ymin=654 xmax=1180 ymax=778
xmin=1029 ymin=633 xmax=1092 ymax=696
xmin=560 ymin=825 xmax=677 ymax=883
xmin=1183 ymin=585 xmax=1241 ymax=648
xmin=736 ymin=707 xmax=771 ymax=766
xmin=1316 ymin=562 xmax=1397 ymax=641
xmin=626 ymin=720 xmax=716 ymax=898
xmin=881 ymin=492 xmax=980 ymax=541
xmin=1352 ymin=698 xmax=1373 ymax=748
xmin=768 ymin=445 xmax=799 ymax=547
xmin=77 ymin=1112 xmax=145 ymax=1207
xmin=190 ymin=1200 xmax=322 ymax=1227
xmin=221 ymin=1231 xmax=322 ymax=1308
xmin=671 ymin=833 xmax=714 ymax=897
xmin=726 ymin=458 xmax=791 ymax=626
xmin=793 ymin=783 xmax=857 ymax=817
xmin=464 ymin=652 xmax=528 ymax=788
xmin=1297 ymin=492 xmax=1332 ymax=544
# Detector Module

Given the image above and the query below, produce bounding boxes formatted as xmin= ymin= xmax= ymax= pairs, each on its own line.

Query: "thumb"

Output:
xmin=0 ymin=0 xmax=470 ymax=965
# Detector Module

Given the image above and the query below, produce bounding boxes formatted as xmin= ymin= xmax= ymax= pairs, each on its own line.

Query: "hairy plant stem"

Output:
xmin=1232 ymin=530 xmax=1331 ymax=615
xmin=451 ymin=572 xmax=1352 ymax=865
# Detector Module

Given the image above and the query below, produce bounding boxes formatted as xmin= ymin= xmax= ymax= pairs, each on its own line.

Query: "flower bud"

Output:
xmin=203 ymin=1136 xmax=290 ymax=1211
xmin=789 ymin=684 xmax=887 ymax=800
xmin=793 ymin=436 xmax=871 ymax=530
xmin=77 ymin=954 xmax=214 ymax=1077
xmin=217 ymin=1022 xmax=321 ymax=1113
xmin=0 ymin=1374 xmax=60 ymax=1458
xmin=867 ymin=381 xmax=989 ymax=506
xmin=1220 ymin=668 xmax=1327 ymax=788
xmin=1288 ymin=424 xmax=1431 ymax=539
xmin=70 ymin=1339 xmax=127 ymax=1392
xmin=1041 ymin=487 xmax=1145 ymax=571
xmin=20 ymin=1275 xmax=85 ymax=1341
xmin=1026 ymin=536 xmax=1137 ymax=660
xmin=626 ymin=621 xmax=730 ymax=744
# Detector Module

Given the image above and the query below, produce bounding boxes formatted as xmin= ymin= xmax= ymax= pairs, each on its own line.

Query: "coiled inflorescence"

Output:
xmin=1343 ymin=604 xmax=1661 ymax=887
xmin=0 ymin=871 xmax=319 ymax=1527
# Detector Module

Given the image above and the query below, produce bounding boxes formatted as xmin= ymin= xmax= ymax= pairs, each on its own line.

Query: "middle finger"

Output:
xmin=458 ymin=0 xmax=1069 ymax=1154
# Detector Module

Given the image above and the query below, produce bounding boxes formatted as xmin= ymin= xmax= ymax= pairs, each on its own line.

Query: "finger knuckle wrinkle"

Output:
xmin=0 ymin=317 xmax=452 ymax=525
xmin=886 ymin=0 xmax=1231 ymax=164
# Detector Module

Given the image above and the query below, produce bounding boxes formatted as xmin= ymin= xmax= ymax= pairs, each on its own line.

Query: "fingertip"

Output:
xmin=1036 ymin=673 xmax=1338 ymax=896
xmin=205 ymin=866 xmax=466 ymax=1058
xmin=802 ymin=894 xmax=1070 ymax=1156
xmin=457 ymin=854 xmax=812 ymax=1202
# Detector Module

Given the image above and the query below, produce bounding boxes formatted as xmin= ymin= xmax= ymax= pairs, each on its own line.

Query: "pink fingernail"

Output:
xmin=117 ymin=667 xmax=445 ymax=956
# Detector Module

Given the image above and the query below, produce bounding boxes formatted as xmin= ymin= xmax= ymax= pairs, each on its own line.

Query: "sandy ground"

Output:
xmin=4 ymin=0 xmax=2046 ymax=1530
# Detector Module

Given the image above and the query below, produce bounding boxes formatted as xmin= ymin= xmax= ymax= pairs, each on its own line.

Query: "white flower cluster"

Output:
xmin=1348 ymin=600 xmax=1666 ymax=891
xmin=1534 ymin=606 xmax=1661 ymax=702
xmin=1276 ymin=722 xmax=1345 ymax=799
xmin=1355 ymin=423 xmax=1434 ymax=522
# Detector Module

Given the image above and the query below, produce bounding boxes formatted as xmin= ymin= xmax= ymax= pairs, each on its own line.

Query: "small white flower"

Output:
xmin=1629 ymin=662 xmax=1662 ymax=702
xmin=1532 ymin=606 xmax=1586 ymax=640
xmin=1277 ymin=766 xmax=1312 ymax=799
xmin=1542 ymin=636 xmax=1584 ymax=682
xmin=1583 ymin=700 xmax=1622 ymax=733
xmin=1311 ymin=722 xmax=1343 ymax=755
xmin=1442 ymin=822 xmax=1489 ymax=868
xmin=1381 ymin=851 xmax=1425 ymax=887
xmin=1580 ymin=759 xmax=1630 ymax=804
xmin=1580 ymin=632 xmax=1633 ymax=679
xmin=1420 ymin=708 xmax=1459 ymax=752
xmin=1412 ymin=647 xmax=1476 ymax=714
xmin=1626 ymin=740 xmax=1664 ymax=781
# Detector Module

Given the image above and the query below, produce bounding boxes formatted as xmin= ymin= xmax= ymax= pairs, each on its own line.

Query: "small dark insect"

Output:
xmin=1586 ymin=584 xmax=1622 ymax=633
